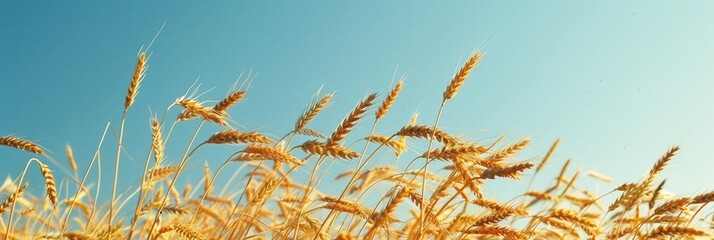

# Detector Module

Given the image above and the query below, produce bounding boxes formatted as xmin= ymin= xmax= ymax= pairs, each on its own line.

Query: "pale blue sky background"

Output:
xmin=1 ymin=1 xmax=714 ymax=217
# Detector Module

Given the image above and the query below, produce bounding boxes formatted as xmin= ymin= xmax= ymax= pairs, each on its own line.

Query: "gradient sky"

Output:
xmin=1 ymin=1 xmax=714 ymax=217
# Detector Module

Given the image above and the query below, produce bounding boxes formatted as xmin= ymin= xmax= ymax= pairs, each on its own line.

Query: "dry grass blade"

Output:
xmin=0 ymin=136 xmax=43 ymax=155
xmin=376 ymin=80 xmax=403 ymax=120
xmin=326 ymin=93 xmax=377 ymax=147
xmin=124 ymin=52 xmax=145 ymax=110
xmin=443 ymin=52 xmax=480 ymax=100
xmin=205 ymin=129 xmax=272 ymax=144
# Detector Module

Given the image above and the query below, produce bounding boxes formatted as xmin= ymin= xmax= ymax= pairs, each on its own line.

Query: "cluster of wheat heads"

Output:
xmin=1 ymin=49 xmax=714 ymax=240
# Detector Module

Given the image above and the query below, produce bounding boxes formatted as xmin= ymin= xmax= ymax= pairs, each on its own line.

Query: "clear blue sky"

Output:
xmin=1 ymin=1 xmax=713 ymax=214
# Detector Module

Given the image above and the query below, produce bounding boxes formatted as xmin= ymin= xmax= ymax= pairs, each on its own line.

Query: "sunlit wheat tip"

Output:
xmin=124 ymin=52 xmax=145 ymax=110
xmin=295 ymin=93 xmax=332 ymax=131
xmin=213 ymin=90 xmax=245 ymax=115
xmin=376 ymin=80 xmax=403 ymax=120
xmin=327 ymin=93 xmax=377 ymax=147
xmin=443 ymin=52 xmax=480 ymax=100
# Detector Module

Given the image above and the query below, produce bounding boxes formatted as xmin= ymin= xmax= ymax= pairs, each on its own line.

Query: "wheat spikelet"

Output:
xmin=692 ymin=190 xmax=714 ymax=204
xmin=461 ymin=226 xmax=526 ymax=239
xmin=644 ymin=225 xmax=709 ymax=238
xmin=153 ymin=224 xmax=204 ymax=240
xmin=125 ymin=52 xmax=145 ymax=110
xmin=0 ymin=183 xmax=28 ymax=214
xmin=472 ymin=199 xmax=528 ymax=216
xmin=203 ymin=195 xmax=232 ymax=206
xmin=195 ymin=203 xmax=225 ymax=224
xmin=149 ymin=117 xmax=164 ymax=164
xmin=653 ymin=197 xmax=691 ymax=215
xmin=395 ymin=124 xmax=459 ymax=145
xmin=295 ymin=93 xmax=332 ymax=131
xmin=649 ymin=180 xmax=666 ymax=209
xmin=376 ymin=80 xmax=403 ymax=120
xmin=364 ymin=134 xmax=406 ymax=155
xmin=471 ymin=210 xmax=513 ymax=226
xmin=0 ymin=136 xmax=43 ymax=155
xmin=486 ymin=138 xmax=530 ymax=161
xmin=585 ymin=170 xmax=612 ymax=183
xmin=64 ymin=144 xmax=77 ymax=173
xmin=321 ymin=196 xmax=373 ymax=221
xmin=536 ymin=138 xmax=559 ymax=173
xmin=479 ymin=162 xmax=534 ymax=180
xmin=242 ymin=144 xmax=302 ymax=166
xmin=230 ymin=153 xmax=269 ymax=162
xmin=62 ymin=199 xmax=91 ymax=218
xmin=525 ymin=191 xmax=560 ymax=202
xmin=298 ymin=140 xmax=359 ymax=160
xmin=366 ymin=188 xmax=406 ymax=237
xmin=420 ymin=144 xmax=487 ymax=161
xmin=61 ymin=232 xmax=94 ymax=240
xmin=146 ymin=166 xmax=181 ymax=182
xmin=549 ymin=209 xmax=597 ymax=235
xmin=443 ymin=53 xmax=480 ymax=100
xmin=37 ymin=162 xmax=57 ymax=205
xmin=213 ymin=90 xmax=245 ymax=114
xmin=176 ymin=98 xmax=227 ymax=126
xmin=205 ymin=129 xmax=272 ymax=144
xmin=539 ymin=217 xmax=579 ymax=238
xmin=294 ymin=128 xmax=325 ymax=138
xmin=326 ymin=93 xmax=377 ymax=147
xmin=447 ymin=214 xmax=478 ymax=232
xmin=649 ymin=145 xmax=680 ymax=179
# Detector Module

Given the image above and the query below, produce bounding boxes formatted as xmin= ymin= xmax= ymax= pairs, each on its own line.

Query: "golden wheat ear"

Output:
xmin=376 ymin=80 xmax=403 ymax=120
xmin=124 ymin=52 xmax=146 ymax=110
xmin=326 ymin=93 xmax=378 ymax=148
xmin=37 ymin=162 xmax=57 ymax=205
xmin=295 ymin=93 xmax=332 ymax=132
xmin=0 ymin=182 xmax=28 ymax=214
xmin=0 ymin=136 xmax=43 ymax=155
xmin=443 ymin=52 xmax=480 ymax=101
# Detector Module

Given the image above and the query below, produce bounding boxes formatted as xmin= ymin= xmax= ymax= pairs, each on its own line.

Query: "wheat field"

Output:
xmin=1 ymin=49 xmax=713 ymax=240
